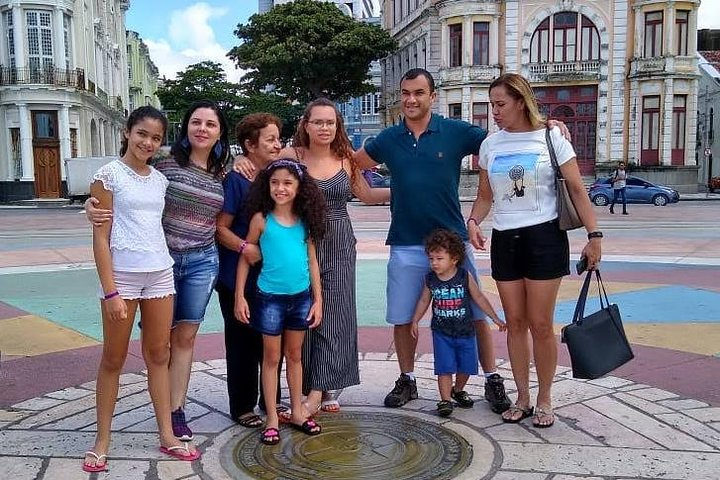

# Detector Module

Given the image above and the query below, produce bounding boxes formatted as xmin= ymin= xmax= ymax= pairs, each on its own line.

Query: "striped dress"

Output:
xmin=302 ymin=168 xmax=360 ymax=393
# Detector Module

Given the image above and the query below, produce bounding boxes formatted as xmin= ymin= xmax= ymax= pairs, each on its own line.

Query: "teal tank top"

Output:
xmin=257 ymin=213 xmax=309 ymax=294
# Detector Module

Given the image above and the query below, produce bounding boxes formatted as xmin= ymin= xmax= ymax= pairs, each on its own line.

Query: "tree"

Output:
xmin=156 ymin=61 xmax=244 ymax=126
xmin=228 ymin=0 xmax=397 ymax=104
xmin=236 ymin=91 xmax=304 ymax=141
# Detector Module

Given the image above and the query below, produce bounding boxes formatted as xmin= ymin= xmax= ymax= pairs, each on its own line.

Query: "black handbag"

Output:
xmin=561 ymin=270 xmax=634 ymax=379
xmin=546 ymin=127 xmax=583 ymax=231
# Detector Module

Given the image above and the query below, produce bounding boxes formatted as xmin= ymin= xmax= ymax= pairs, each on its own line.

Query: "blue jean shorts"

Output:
xmin=386 ymin=244 xmax=485 ymax=325
xmin=171 ymin=243 xmax=219 ymax=326
xmin=252 ymin=288 xmax=312 ymax=336
xmin=432 ymin=331 xmax=479 ymax=376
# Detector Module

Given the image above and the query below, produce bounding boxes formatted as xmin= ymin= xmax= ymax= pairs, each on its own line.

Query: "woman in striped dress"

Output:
xmin=281 ymin=99 xmax=390 ymax=411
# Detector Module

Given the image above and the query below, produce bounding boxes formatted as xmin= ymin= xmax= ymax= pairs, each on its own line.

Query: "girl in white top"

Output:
xmin=467 ymin=73 xmax=602 ymax=429
xmin=83 ymin=107 xmax=199 ymax=473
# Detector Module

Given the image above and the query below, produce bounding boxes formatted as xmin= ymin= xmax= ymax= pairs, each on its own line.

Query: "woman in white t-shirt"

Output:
xmin=467 ymin=73 xmax=602 ymax=428
xmin=83 ymin=107 xmax=200 ymax=473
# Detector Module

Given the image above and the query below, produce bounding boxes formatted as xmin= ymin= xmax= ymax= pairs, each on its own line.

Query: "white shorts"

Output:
xmin=98 ymin=267 xmax=175 ymax=300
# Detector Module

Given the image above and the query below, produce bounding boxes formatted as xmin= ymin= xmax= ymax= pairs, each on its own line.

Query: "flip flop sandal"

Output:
xmin=320 ymin=400 xmax=340 ymax=413
xmin=81 ymin=451 xmax=108 ymax=472
xmin=532 ymin=407 xmax=555 ymax=428
xmin=450 ymin=389 xmax=475 ymax=408
xmin=290 ymin=418 xmax=322 ymax=436
xmin=437 ymin=400 xmax=454 ymax=417
xmin=159 ymin=443 xmax=201 ymax=461
xmin=236 ymin=413 xmax=263 ymax=428
xmin=501 ymin=405 xmax=534 ymax=423
xmin=261 ymin=427 xmax=281 ymax=445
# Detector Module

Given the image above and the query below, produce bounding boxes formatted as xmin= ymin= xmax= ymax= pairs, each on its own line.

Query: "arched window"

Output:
xmin=530 ymin=12 xmax=599 ymax=63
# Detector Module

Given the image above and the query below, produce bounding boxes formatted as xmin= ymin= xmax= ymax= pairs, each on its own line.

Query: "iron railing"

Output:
xmin=0 ymin=66 xmax=86 ymax=90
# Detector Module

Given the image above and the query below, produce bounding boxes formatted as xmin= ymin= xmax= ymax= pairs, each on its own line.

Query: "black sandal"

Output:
xmin=451 ymin=388 xmax=474 ymax=408
xmin=437 ymin=400 xmax=454 ymax=417
xmin=502 ymin=404 xmax=534 ymax=423
xmin=261 ymin=427 xmax=280 ymax=445
xmin=236 ymin=413 xmax=263 ymax=428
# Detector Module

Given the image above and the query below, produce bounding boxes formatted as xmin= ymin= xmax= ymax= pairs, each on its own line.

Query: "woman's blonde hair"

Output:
xmin=489 ymin=73 xmax=545 ymax=129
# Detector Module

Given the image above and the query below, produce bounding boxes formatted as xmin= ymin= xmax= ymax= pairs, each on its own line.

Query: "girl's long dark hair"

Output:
xmin=245 ymin=159 xmax=326 ymax=242
xmin=171 ymin=100 xmax=229 ymax=179
xmin=120 ymin=106 xmax=167 ymax=156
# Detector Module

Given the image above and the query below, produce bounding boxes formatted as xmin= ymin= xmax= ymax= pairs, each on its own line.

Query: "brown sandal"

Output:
xmin=501 ymin=404 xmax=534 ymax=423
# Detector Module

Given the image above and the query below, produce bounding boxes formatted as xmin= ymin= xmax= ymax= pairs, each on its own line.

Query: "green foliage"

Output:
xmin=228 ymin=0 xmax=397 ymax=104
xmin=156 ymin=61 xmax=243 ymax=125
xmin=236 ymin=91 xmax=304 ymax=141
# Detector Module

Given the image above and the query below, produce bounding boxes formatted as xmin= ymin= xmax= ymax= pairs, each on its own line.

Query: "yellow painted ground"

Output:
xmin=0 ymin=315 xmax=99 ymax=356
xmin=552 ymin=322 xmax=720 ymax=356
xmin=480 ymin=275 xmax=661 ymax=302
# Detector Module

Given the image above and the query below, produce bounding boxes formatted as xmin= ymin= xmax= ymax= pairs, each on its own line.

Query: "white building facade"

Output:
xmin=380 ymin=0 xmax=700 ymax=191
xmin=0 ymin=0 xmax=130 ymax=201
xmin=259 ymin=0 xmax=379 ymax=19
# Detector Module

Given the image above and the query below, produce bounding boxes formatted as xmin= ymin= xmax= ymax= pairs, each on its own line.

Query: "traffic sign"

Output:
xmin=706 ymin=148 xmax=712 ymax=157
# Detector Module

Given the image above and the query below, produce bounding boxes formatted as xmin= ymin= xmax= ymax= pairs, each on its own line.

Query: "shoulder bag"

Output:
xmin=546 ymin=127 xmax=583 ymax=231
xmin=561 ymin=269 xmax=634 ymax=379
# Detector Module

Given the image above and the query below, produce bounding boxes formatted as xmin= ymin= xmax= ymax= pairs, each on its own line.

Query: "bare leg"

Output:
xmin=261 ymin=334 xmax=282 ymax=430
xmin=169 ymin=322 xmax=201 ymax=410
xmin=454 ymin=373 xmax=470 ymax=392
xmin=394 ymin=323 xmax=417 ymax=373
xmin=475 ymin=320 xmax=497 ymax=373
xmin=139 ymin=296 xmax=196 ymax=455
xmin=84 ymin=299 xmax=138 ymax=469
xmin=438 ymin=374 xmax=453 ymax=401
xmin=283 ymin=330 xmax=313 ymax=424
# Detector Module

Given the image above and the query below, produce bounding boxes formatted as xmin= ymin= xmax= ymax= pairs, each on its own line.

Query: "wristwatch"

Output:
xmin=587 ymin=231 xmax=603 ymax=240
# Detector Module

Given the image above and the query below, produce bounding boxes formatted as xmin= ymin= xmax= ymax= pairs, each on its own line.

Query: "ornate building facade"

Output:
xmin=380 ymin=0 xmax=700 ymax=190
xmin=126 ymin=30 xmax=160 ymax=112
xmin=0 ymin=0 xmax=130 ymax=201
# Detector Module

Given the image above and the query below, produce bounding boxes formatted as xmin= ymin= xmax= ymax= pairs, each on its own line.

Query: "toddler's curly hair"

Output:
xmin=424 ymin=229 xmax=465 ymax=263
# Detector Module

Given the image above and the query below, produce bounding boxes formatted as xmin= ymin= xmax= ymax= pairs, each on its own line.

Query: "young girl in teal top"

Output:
xmin=235 ymin=159 xmax=327 ymax=445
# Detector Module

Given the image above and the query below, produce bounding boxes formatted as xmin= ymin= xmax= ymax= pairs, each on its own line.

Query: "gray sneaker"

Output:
xmin=384 ymin=374 xmax=418 ymax=408
xmin=484 ymin=373 xmax=511 ymax=414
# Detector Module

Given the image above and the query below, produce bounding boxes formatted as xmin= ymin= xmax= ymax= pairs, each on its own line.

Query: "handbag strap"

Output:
xmin=572 ymin=269 xmax=611 ymax=323
xmin=545 ymin=127 xmax=563 ymax=180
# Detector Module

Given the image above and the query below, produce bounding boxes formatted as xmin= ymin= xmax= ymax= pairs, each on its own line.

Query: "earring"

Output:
xmin=180 ymin=137 xmax=190 ymax=149
xmin=213 ymin=142 xmax=224 ymax=159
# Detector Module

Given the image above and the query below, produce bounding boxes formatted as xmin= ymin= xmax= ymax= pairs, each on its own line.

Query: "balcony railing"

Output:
xmin=97 ymin=86 xmax=109 ymax=105
xmin=0 ymin=66 xmax=86 ymax=90
xmin=629 ymin=57 xmax=666 ymax=77
xmin=528 ymin=60 xmax=600 ymax=82
xmin=438 ymin=64 xmax=502 ymax=85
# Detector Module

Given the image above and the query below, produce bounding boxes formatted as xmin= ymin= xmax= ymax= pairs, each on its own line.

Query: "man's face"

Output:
xmin=400 ymin=75 xmax=436 ymax=121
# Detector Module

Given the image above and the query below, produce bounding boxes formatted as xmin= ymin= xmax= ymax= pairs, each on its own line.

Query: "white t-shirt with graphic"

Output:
xmin=478 ymin=126 xmax=576 ymax=231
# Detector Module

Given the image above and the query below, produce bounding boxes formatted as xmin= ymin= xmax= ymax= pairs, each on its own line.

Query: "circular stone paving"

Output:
xmin=219 ymin=410 xmax=481 ymax=479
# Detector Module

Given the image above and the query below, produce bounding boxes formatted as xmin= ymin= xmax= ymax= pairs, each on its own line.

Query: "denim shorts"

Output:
xmin=490 ymin=220 xmax=569 ymax=281
xmin=386 ymin=244 xmax=485 ymax=325
xmin=171 ymin=243 xmax=219 ymax=325
xmin=432 ymin=331 xmax=479 ymax=375
xmin=252 ymin=288 xmax=312 ymax=336
xmin=98 ymin=267 xmax=175 ymax=300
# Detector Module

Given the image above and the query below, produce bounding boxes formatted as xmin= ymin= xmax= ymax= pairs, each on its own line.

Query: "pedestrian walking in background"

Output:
xmin=467 ymin=73 xmax=602 ymax=428
xmin=84 ymin=106 xmax=199 ymax=473
xmin=411 ymin=230 xmax=506 ymax=418
xmin=234 ymin=159 xmax=326 ymax=445
xmin=610 ymin=161 xmax=628 ymax=215
xmin=85 ymin=100 xmax=229 ymax=442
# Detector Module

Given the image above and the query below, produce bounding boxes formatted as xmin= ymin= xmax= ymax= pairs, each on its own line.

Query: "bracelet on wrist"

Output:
xmin=103 ymin=291 xmax=120 ymax=301
xmin=587 ymin=231 xmax=603 ymax=240
xmin=238 ymin=240 xmax=248 ymax=254
xmin=467 ymin=217 xmax=479 ymax=227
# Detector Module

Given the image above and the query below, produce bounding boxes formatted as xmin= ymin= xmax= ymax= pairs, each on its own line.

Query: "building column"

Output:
xmin=58 ymin=105 xmax=71 ymax=177
xmin=440 ymin=19 xmax=448 ymax=68
xmin=685 ymin=79 xmax=698 ymax=166
xmin=633 ymin=5 xmax=643 ymax=58
xmin=463 ymin=15 xmax=472 ymax=66
xmin=688 ymin=9 xmax=699 ymax=56
xmin=54 ymin=7 xmax=66 ymax=68
xmin=18 ymin=104 xmax=34 ymax=181
xmin=664 ymin=6 xmax=675 ymax=57
xmin=490 ymin=14 xmax=500 ymax=66
xmin=661 ymin=79 xmax=674 ymax=166
xmin=0 ymin=106 xmax=10 ymax=180
xmin=12 ymin=6 xmax=26 ymax=69
xmin=99 ymin=119 xmax=106 ymax=156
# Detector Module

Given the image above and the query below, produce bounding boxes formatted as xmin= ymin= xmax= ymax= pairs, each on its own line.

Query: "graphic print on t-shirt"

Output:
xmin=431 ymin=283 xmax=467 ymax=321
xmin=490 ymin=152 xmax=541 ymax=212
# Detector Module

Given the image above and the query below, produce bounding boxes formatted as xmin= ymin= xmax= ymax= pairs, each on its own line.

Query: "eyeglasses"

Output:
xmin=308 ymin=120 xmax=337 ymax=128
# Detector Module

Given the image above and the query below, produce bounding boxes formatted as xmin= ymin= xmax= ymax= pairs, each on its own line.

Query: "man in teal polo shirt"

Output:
xmin=354 ymin=68 xmax=511 ymax=413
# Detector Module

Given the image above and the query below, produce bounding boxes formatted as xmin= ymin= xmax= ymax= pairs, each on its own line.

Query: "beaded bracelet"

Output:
xmin=239 ymin=240 xmax=248 ymax=254
xmin=103 ymin=291 xmax=120 ymax=301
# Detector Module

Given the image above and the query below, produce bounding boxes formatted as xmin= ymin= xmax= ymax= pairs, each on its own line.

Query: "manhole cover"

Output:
xmin=221 ymin=411 xmax=474 ymax=479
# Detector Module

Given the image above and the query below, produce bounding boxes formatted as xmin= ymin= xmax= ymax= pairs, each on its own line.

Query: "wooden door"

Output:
xmin=31 ymin=111 xmax=61 ymax=198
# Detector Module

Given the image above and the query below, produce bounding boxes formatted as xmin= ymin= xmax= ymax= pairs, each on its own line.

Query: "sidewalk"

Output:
xmin=2 ymin=352 xmax=720 ymax=479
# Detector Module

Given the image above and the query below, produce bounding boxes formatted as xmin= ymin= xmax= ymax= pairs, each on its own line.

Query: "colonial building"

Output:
xmin=697 ymin=50 xmax=719 ymax=189
xmin=0 ymin=0 xmax=130 ymax=201
xmin=380 ymin=0 xmax=701 ymax=191
xmin=126 ymin=30 xmax=160 ymax=112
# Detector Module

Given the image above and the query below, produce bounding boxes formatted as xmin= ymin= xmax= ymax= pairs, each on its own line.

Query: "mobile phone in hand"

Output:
xmin=576 ymin=256 xmax=588 ymax=275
